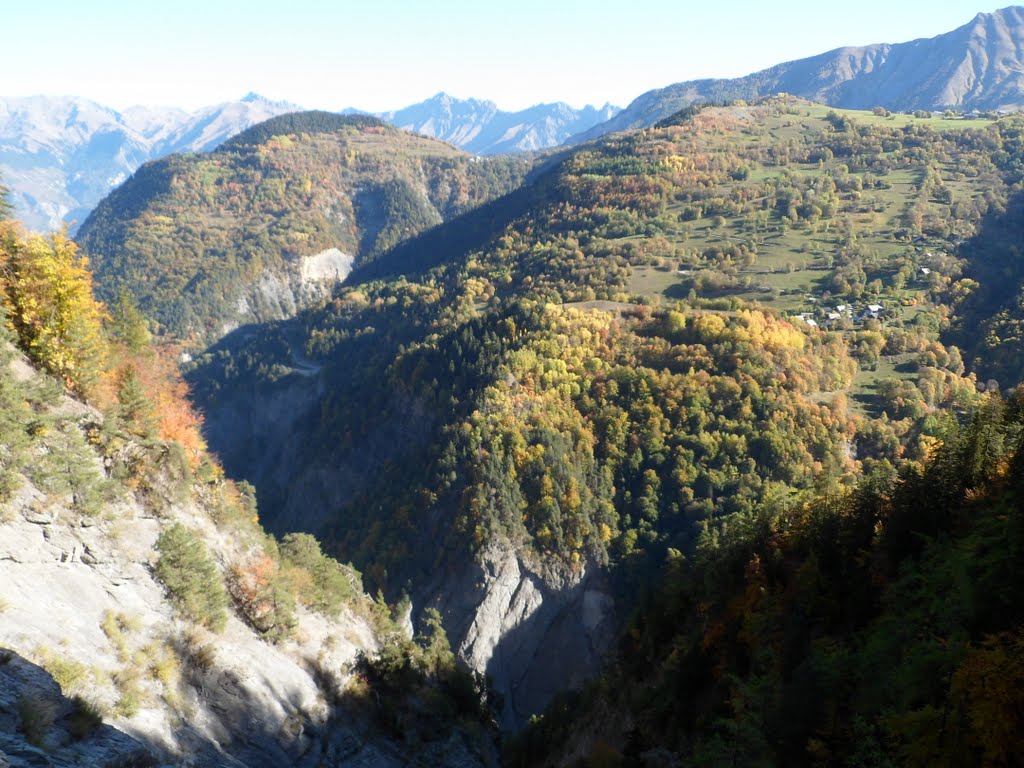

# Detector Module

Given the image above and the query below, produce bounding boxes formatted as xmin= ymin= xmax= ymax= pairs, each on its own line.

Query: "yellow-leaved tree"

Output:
xmin=0 ymin=223 xmax=107 ymax=396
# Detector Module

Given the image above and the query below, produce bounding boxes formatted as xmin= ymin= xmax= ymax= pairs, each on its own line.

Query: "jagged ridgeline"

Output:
xmin=76 ymin=111 xmax=530 ymax=342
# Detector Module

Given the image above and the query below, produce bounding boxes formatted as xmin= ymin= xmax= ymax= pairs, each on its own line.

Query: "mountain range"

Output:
xmin=370 ymin=92 xmax=619 ymax=154
xmin=0 ymin=93 xmax=300 ymax=232
xmin=0 ymin=93 xmax=616 ymax=233
xmin=576 ymin=5 xmax=1024 ymax=142
xmin=10 ymin=6 xmax=1024 ymax=233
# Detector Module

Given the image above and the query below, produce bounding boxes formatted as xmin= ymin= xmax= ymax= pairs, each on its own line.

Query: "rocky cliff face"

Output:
xmin=229 ymin=248 xmax=355 ymax=339
xmin=425 ymin=547 xmax=615 ymax=730
xmin=194 ymin=360 xmax=616 ymax=732
xmin=0 ymin=652 xmax=155 ymax=768
xmin=0 ymin=484 xmax=374 ymax=766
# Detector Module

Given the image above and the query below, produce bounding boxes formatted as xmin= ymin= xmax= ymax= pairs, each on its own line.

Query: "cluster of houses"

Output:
xmin=791 ymin=263 xmax=940 ymax=330
xmin=794 ymin=302 xmax=885 ymax=329
xmin=918 ymin=109 xmax=1007 ymax=119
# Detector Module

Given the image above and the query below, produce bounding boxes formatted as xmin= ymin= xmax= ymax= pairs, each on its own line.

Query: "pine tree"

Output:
xmin=155 ymin=523 xmax=228 ymax=631
xmin=110 ymin=290 xmax=151 ymax=353
xmin=116 ymin=366 xmax=155 ymax=438
xmin=0 ymin=179 xmax=12 ymax=221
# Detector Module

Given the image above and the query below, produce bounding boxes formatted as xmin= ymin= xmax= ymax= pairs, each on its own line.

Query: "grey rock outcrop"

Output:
xmin=0 ymin=470 xmax=375 ymax=766
xmin=425 ymin=546 xmax=615 ymax=730
xmin=226 ymin=248 xmax=355 ymax=338
xmin=0 ymin=651 xmax=155 ymax=768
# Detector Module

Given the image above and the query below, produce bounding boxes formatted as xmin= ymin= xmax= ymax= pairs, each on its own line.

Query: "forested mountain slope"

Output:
xmin=76 ymin=112 xmax=530 ymax=343
xmin=509 ymin=394 xmax=1024 ymax=767
xmin=181 ymin=97 xmax=1024 ymax=725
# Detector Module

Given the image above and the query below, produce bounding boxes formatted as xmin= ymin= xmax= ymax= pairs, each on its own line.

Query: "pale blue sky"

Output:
xmin=0 ymin=1 xmax=1009 ymax=111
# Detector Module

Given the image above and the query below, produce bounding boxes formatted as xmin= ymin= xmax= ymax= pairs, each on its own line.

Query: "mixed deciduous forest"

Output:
xmin=189 ymin=98 xmax=1010 ymax=585
xmin=509 ymin=394 xmax=1024 ymax=767
xmin=9 ymin=94 xmax=1024 ymax=764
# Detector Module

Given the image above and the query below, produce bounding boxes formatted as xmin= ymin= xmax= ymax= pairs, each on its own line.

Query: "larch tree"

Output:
xmin=0 ymin=224 xmax=107 ymax=396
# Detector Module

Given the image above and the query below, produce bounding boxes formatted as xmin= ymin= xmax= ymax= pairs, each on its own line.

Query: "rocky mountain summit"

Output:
xmin=574 ymin=5 xmax=1024 ymax=141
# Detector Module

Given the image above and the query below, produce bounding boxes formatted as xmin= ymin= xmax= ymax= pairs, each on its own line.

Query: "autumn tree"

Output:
xmin=0 ymin=224 xmax=106 ymax=396
xmin=227 ymin=551 xmax=296 ymax=642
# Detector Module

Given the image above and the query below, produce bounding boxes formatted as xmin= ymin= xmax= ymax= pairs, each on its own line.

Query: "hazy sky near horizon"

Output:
xmin=0 ymin=1 xmax=1008 ymax=112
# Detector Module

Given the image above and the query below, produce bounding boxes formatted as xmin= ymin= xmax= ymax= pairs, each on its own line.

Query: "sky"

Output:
xmin=0 ymin=1 xmax=1010 ymax=112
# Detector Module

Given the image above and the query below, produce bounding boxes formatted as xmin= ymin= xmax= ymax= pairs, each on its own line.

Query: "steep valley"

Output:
xmin=192 ymin=325 xmax=617 ymax=729
xmin=5 ymin=79 xmax=1024 ymax=766
xmin=0 ymin=223 xmax=501 ymax=766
